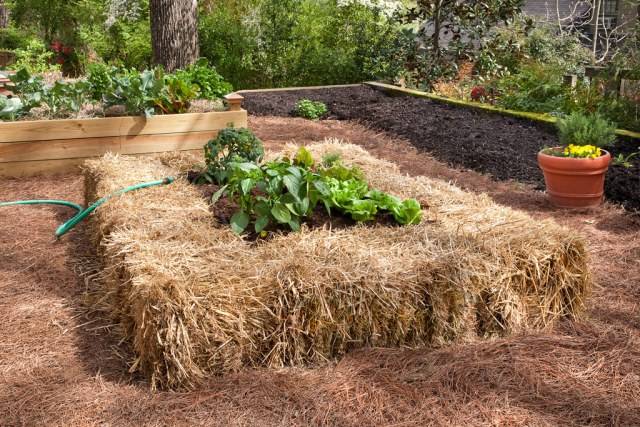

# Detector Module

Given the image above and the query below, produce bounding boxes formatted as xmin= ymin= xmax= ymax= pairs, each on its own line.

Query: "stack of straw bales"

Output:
xmin=84 ymin=141 xmax=590 ymax=390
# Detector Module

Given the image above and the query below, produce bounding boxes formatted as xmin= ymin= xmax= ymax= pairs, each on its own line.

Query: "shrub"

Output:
xmin=293 ymin=99 xmax=328 ymax=120
xmin=476 ymin=16 xmax=592 ymax=77
xmin=496 ymin=62 xmax=568 ymax=113
xmin=204 ymin=128 xmax=265 ymax=184
xmin=556 ymin=112 xmax=617 ymax=148
xmin=198 ymin=0 xmax=405 ymax=89
xmin=78 ymin=9 xmax=152 ymax=70
xmin=0 ymin=27 xmax=32 ymax=51
xmin=10 ymin=38 xmax=59 ymax=74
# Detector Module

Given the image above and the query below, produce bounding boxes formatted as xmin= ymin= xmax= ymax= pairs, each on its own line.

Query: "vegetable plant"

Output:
xmin=0 ymin=95 xmax=23 ymax=121
xmin=210 ymin=147 xmax=423 ymax=235
xmin=203 ymin=128 xmax=265 ymax=184
xmin=294 ymin=99 xmax=328 ymax=120
xmin=176 ymin=58 xmax=233 ymax=100
xmin=612 ymin=152 xmax=638 ymax=168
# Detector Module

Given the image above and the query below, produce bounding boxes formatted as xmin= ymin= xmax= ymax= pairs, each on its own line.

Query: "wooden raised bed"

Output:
xmin=0 ymin=94 xmax=247 ymax=177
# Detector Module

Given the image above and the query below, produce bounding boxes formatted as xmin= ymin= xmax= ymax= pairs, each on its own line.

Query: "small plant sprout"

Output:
xmin=612 ymin=152 xmax=638 ymax=168
xmin=294 ymin=99 xmax=328 ymax=120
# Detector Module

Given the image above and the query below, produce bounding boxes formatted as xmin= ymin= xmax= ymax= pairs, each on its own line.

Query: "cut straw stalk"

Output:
xmin=84 ymin=143 xmax=590 ymax=390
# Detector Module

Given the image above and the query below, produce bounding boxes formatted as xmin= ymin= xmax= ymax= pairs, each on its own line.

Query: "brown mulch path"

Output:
xmin=0 ymin=117 xmax=638 ymax=426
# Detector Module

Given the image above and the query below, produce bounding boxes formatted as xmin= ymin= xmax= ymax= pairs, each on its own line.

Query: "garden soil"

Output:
xmin=243 ymin=85 xmax=640 ymax=212
xmin=1 ymin=117 xmax=639 ymax=426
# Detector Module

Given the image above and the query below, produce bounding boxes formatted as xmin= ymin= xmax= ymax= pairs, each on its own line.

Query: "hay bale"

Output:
xmin=84 ymin=143 xmax=590 ymax=390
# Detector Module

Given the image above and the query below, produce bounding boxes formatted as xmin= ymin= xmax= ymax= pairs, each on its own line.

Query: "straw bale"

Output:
xmin=84 ymin=142 xmax=590 ymax=390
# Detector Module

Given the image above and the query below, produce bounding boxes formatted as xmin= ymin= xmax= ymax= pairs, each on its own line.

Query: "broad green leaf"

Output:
xmin=254 ymin=201 xmax=271 ymax=216
xmin=271 ymin=203 xmax=291 ymax=224
xmin=313 ymin=180 xmax=330 ymax=196
xmin=288 ymin=218 xmax=301 ymax=232
xmin=283 ymin=174 xmax=301 ymax=199
xmin=286 ymin=166 xmax=302 ymax=178
xmin=255 ymin=215 xmax=269 ymax=233
xmin=230 ymin=211 xmax=250 ymax=234
xmin=211 ymin=184 xmax=228 ymax=204
xmin=240 ymin=178 xmax=254 ymax=195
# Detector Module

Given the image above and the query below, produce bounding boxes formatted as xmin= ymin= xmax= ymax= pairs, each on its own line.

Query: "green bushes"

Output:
xmin=10 ymin=38 xmax=59 ymax=74
xmin=476 ymin=17 xmax=592 ymax=78
xmin=495 ymin=62 xmax=568 ymax=113
xmin=198 ymin=0 xmax=404 ymax=89
xmin=294 ymin=99 xmax=328 ymax=120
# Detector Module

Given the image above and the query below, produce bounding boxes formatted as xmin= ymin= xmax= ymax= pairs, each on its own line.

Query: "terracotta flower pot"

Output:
xmin=537 ymin=148 xmax=611 ymax=208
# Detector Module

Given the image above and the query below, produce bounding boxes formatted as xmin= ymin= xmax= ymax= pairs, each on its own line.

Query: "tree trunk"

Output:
xmin=149 ymin=0 xmax=199 ymax=72
xmin=0 ymin=0 xmax=10 ymax=28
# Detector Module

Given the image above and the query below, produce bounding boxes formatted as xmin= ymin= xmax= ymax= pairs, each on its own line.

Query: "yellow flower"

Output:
xmin=564 ymin=144 xmax=602 ymax=159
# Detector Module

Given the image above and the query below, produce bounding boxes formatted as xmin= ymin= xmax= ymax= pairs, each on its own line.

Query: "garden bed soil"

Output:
xmin=243 ymin=85 xmax=640 ymax=212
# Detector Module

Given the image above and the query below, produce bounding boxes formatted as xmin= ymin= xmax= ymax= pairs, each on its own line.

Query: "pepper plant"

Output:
xmin=210 ymin=146 xmax=423 ymax=235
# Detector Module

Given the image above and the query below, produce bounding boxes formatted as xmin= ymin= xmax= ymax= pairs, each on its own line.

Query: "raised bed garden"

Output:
xmin=0 ymin=108 xmax=247 ymax=176
xmin=242 ymin=85 xmax=640 ymax=212
xmin=85 ymin=142 xmax=589 ymax=390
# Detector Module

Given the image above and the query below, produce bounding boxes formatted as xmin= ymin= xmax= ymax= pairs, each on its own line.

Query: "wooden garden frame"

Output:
xmin=0 ymin=93 xmax=247 ymax=177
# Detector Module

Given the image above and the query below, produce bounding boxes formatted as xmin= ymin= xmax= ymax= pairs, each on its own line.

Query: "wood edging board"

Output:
xmin=237 ymin=84 xmax=362 ymax=94
xmin=0 ymin=110 xmax=246 ymax=143
xmin=0 ymin=110 xmax=247 ymax=176
xmin=364 ymin=81 xmax=640 ymax=140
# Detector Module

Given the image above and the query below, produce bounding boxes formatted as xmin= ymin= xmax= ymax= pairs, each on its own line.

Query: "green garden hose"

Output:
xmin=0 ymin=199 xmax=83 ymax=212
xmin=0 ymin=177 xmax=175 ymax=239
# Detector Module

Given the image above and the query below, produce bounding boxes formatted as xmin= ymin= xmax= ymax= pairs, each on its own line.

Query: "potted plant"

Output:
xmin=538 ymin=112 xmax=616 ymax=208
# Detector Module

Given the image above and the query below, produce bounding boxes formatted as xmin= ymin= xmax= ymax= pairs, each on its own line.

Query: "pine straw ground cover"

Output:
xmin=84 ymin=141 xmax=590 ymax=390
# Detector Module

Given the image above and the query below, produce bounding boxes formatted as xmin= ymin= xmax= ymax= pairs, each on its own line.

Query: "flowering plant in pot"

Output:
xmin=538 ymin=112 xmax=616 ymax=208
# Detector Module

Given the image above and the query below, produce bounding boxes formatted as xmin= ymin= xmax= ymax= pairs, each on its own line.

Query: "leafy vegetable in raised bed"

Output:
xmin=8 ymin=69 xmax=91 ymax=117
xmin=3 ymin=64 xmax=233 ymax=121
xmin=207 ymin=144 xmax=422 ymax=234
xmin=175 ymin=58 xmax=234 ymax=100
xmin=0 ymin=95 xmax=23 ymax=120
xmin=294 ymin=99 xmax=328 ymax=120
xmin=103 ymin=68 xmax=200 ymax=117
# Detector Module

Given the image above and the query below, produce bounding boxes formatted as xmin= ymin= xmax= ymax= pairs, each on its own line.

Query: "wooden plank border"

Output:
xmin=237 ymin=84 xmax=362 ymax=94
xmin=0 ymin=97 xmax=248 ymax=176
xmin=0 ymin=110 xmax=246 ymax=143
xmin=364 ymin=81 xmax=640 ymax=140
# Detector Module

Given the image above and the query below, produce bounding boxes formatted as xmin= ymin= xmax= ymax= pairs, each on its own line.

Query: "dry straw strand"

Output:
xmin=84 ymin=141 xmax=590 ymax=390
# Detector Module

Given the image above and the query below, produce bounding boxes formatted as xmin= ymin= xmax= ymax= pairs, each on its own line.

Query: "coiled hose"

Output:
xmin=0 ymin=177 xmax=175 ymax=238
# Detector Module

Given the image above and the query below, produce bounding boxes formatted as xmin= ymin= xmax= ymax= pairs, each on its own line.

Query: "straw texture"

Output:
xmin=84 ymin=141 xmax=590 ymax=390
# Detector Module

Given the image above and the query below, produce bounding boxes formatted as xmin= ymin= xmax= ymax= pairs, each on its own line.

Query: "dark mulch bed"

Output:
xmin=242 ymin=85 xmax=640 ymax=212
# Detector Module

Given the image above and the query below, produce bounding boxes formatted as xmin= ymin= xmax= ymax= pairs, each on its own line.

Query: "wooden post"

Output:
xmin=563 ymin=74 xmax=578 ymax=88
xmin=224 ymin=93 xmax=244 ymax=111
